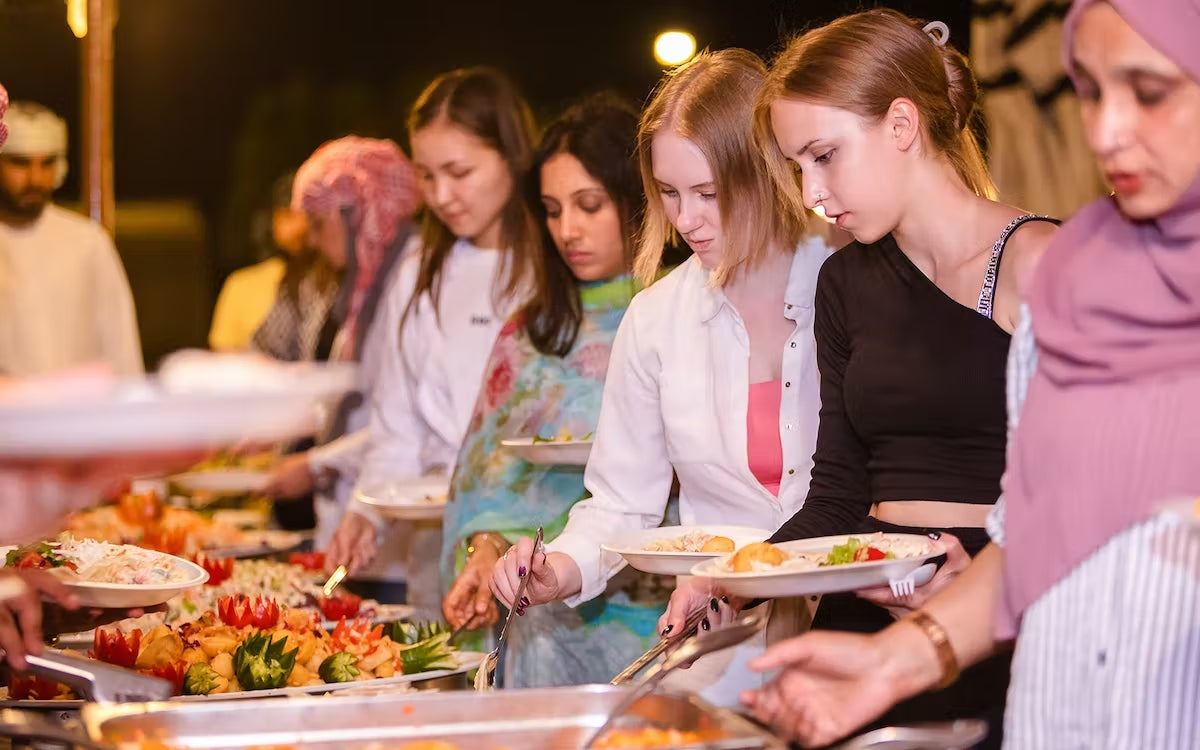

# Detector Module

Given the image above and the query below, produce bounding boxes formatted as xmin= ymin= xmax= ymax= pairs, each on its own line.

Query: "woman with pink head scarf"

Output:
xmin=263 ymin=137 xmax=423 ymax=592
xmin=735 ymin=1 xmax=1200 ymax=747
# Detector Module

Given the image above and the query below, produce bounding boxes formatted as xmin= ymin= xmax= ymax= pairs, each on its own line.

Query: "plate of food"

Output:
xmin=169 ymin=450 xmax=278 ymax=495
xmin=66 ymin=490 xmax=249 ymax=558
xmin=2 ymin=537 xmax=208 ymax=608
xmin=203 ymin=530 xmax=306 ymax=559
xmin=601 ymin=525 xmax=773 ymax=576
xmin=354 ymin=477 xmax=449 ymax=521
xmin=688 ymin=533 xmax=944 ymax=599
xmin=501 ymin=429 xmax=593 ymax=466
xmin=0 ymin=352 xmax=356 ymax=458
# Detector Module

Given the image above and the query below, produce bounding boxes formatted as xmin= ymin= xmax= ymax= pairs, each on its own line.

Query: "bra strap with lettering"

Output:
xmin=976 ymin=214 xmax=1059 ymax=319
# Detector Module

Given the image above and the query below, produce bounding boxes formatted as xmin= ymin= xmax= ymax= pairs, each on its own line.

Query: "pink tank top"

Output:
xmin=747 ymin=380 xmax=784 ymax=496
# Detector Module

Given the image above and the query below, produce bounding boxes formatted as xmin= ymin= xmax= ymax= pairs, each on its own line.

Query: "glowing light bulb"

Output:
xmin=66 ymin=0 xmax=87 ymax=38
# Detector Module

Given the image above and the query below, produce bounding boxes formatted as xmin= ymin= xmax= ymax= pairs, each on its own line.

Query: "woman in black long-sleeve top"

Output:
xmin=657 ymin=10 xmax=1060 ymax=748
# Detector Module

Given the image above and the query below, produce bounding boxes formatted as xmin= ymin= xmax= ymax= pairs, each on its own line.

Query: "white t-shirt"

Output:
xmin=0 ymin=205 xmax=143 ymax=376
xmin=346 ymin=240 xmax=519 ymax=604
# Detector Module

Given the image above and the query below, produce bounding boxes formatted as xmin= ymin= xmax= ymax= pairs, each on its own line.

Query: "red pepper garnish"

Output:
xmin=90 ymin=627 xmax=143 ymax=669
xmin=139 ymin=660 xmax=186 ymax=696
xmin=853 ymin=546 xmax=888 ymax=562
xmin=288 ymin=551 xmax=326 ymax=571
xmin=316 ymin=592 xmax=362 ymax=622
xmin=193 ymin=553 xmax=235 ymax=587
xmin=14 ymin=551 xmax=50 ymax=570
xmin=330 ymin=617 xmax=383 ymax=650
xmin=8 ymin=673 xmax=66 ymax=700
xmin=217 ymin=594 xmax=280 ymax=630
xmin=115 ymin=491 xmax=163 ymax=526
xmin=142 ymin=524 xmax=187 ymax=555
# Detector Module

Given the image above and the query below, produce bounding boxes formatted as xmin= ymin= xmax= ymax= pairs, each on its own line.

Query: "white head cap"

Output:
xmin=1 ymin=101 xmax=69 ymax=189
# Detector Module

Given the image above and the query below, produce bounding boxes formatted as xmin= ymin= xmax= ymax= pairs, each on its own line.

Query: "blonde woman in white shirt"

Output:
xmin=324 ymin=67 xmax=541 ymax=616
xmin=491 ymin=49 xmax=842 ymax=703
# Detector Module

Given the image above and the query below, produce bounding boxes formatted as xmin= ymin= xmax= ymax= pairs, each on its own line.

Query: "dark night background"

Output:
xmin=0 ymin=0 xmax=969 ymax=355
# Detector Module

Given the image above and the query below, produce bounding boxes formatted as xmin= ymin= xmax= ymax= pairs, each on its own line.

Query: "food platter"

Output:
xmin=354 ymin=477 xmax=449 ymax=521
xmin=501 ymin=437 xmax=593 ymax=466
xmin=689 ymin=533 xmax=944 ymax=599
xmin=169 ymin=469 xmax=272 ymax=495
xmin=601 ymin=525 xmax=772 ymax=576
xmin=1 ymin=540 xmax=208 ymax=608
xmin=204 ymin=529 xmax=306 ymax=558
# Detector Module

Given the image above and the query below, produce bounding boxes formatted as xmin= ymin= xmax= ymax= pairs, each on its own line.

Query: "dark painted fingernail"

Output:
xmin=927 ymin=532 xmax=942 ymax=540
xmin=520 ymin=596 xmax=529 ymax=607
xmin=710 ymin=598 xmax=720 ymax=613
xmin=701 ymin=618 xmax=711 ymax=631
xmin=661 ymin=625 xmax=674 ymax=637
xmin=518 ymin=565 xmax=527 ymax=577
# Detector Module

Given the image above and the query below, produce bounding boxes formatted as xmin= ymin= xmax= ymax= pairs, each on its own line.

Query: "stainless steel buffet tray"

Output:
xmin=82 ymin=685 xmax=786 ymax=749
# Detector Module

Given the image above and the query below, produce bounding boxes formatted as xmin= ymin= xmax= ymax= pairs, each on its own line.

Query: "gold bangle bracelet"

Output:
xmin=905 ymin=609 xmax=960 ymax=691
xmin=466 ymin=533 xmax=507 ymax=560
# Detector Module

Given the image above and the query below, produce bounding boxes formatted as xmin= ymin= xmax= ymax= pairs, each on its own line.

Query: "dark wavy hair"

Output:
xmin=523 ymin=92 xmax=643 ymax=357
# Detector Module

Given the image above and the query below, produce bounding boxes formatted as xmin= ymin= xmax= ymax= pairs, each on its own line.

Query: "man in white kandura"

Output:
xmin=0 ymin=100 xmax=142 ymax=377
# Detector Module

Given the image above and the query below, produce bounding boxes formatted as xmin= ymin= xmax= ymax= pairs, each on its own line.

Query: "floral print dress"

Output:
xmin=441 ymin=276 xmax=668 ymax=688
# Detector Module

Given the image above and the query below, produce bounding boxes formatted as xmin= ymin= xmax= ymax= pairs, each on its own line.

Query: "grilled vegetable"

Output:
xmin=183 ymin=663 xmax=222 ymax=696
xmin=232 ymin=631 xmax=298 ymax=691
xmin=318 ymin=651 xmax=360 ymax=683
xmin=398 ymin=632 xmax=457 ymax=674
xmin=391 ymin=620 xmax=447 ymax=646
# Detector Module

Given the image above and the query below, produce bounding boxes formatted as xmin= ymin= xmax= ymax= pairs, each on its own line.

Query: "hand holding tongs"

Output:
xmin=610 ymin=607 xmax=708 ymax=685
xmin=476 ymin=526 xmax=543 ymax=690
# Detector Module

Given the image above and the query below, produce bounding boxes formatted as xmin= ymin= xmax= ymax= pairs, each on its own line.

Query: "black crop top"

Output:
xmin=771 ymin=226 xmax=1038 ymax=543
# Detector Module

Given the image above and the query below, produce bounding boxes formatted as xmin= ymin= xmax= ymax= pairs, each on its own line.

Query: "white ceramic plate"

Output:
xmin=170 ymin=469 xmax=272 ymax=495
xmin=688 ymin=533 xmax=944 ymax=599
xmin=601 ymin=525 xmax=773 ymax=576
xmin=501 ymin=437 xmax=592 ymax=466
xmin=0 ymin=357 xmax=356 ymax=458
xmin=2 ymin=546 xmax=210 ymax=609
xmin=354 ymin=477 xmax=449 ymax=521
xmin=204 ymin=530 xmax=306 ymax=559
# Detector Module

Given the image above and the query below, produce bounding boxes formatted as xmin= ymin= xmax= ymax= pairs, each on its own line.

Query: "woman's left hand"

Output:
xmin=443 ymin=547 xmax=501 ymax=631
xmin=854 ymin=533 xmax=972 ymax=619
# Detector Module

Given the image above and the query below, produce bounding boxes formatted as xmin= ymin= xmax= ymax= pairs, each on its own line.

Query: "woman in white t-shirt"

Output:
xmin=324 ymin=67 xmax=541 ymax=618
xmin=491 ymin=49 xmax=843 ymax=703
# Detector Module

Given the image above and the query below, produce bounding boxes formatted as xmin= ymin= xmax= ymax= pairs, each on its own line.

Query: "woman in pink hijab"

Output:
xmin=739 ymin=1 xmax=1200 ymax=747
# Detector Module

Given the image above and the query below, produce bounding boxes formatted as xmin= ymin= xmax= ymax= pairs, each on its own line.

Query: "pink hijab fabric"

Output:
xmin=998 ymin=0 xmax=1200 ymax=638
xmin=0 ymin=83 xmax=9 ymax=150
xmin=292 ymin=137 xmax=422 ymax=359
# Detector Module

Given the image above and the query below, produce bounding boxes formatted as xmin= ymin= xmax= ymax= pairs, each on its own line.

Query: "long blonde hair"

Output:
xmin=633 ymin=49 xmax=808 ymax=287
xmin=756 ymin=8 xmax=996 ymax=222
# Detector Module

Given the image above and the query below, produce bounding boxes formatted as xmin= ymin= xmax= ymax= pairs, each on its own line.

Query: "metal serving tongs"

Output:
xmin=476 ymin=526 xmax=543 ymax=690
xmin=584 ymin=607 xmax=769 ymax=748
xmin=22 ymin=648 xmax=174 ymax=703
xmin=610 ymin=607 xmax=708 ymax=685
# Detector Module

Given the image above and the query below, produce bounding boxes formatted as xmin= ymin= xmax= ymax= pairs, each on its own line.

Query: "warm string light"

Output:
xmin=654 ymin=30 xmax=696 ymax=67
xmin=66 ymin=0 xmax=87 ymax=38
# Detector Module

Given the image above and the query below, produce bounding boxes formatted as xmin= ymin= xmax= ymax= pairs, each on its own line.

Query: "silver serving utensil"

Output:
xmin=322 ymin=564 xmax=348 ymax=598
xmin=583 ymin=608 xmax=768 ymax=748
xmin=610 ymin=607 xmax=708 ymax=685
xmin=477 ymin=526 xmax=543 ymax=690
xmin=24 ymin=649 xmax=174 ymax=703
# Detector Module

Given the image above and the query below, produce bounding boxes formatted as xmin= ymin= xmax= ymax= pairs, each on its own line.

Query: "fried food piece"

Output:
xmin=700 ymin=535 xmax=735 ymax=553
xmin=729 ymin=542 xmax=786 ymax=572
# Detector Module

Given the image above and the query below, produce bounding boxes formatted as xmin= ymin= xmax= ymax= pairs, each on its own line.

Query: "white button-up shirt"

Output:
xmin=549 ymin=237 xmax=834 ymax=605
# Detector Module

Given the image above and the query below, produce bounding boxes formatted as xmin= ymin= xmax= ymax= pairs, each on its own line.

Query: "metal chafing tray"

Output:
xmin=81 ymin=685 xmax=786 ymax=749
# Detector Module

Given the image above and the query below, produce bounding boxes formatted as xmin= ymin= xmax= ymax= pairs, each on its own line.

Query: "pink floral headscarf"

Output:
xmin=292 ymin=136 xmax=422 ymax=358
xmin=0 ymin=83 xmax=9 ymax=150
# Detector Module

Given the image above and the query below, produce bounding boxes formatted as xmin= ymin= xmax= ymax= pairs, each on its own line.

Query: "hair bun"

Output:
xmin=938 ymin=44 xmax=980 ymax=132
